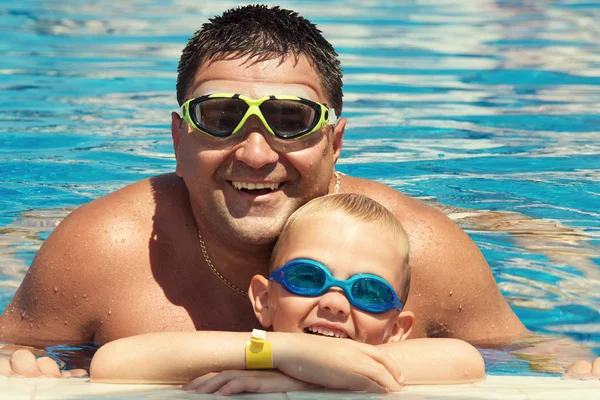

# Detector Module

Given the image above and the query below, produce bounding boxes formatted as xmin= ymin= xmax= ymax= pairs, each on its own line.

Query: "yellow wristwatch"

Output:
xmin=245 ymin=329 xmax=273 ymax=369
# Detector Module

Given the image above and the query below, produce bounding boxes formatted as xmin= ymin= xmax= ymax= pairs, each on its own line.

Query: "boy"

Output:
xmin=89 ymin=194 xmax=485 ymax=394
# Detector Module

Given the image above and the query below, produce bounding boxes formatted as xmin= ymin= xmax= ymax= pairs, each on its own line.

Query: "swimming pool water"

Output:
xmin=1 ymin=0 xmax=599 ymax=374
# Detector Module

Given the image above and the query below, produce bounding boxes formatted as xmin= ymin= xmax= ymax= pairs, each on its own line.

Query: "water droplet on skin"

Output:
xmin=449 ymin=290 xmax=453 ymax=296
xmin=64 ymin=320 xmax=68 ymax=325
xmin=54 ymin=287 xmax=58 ymax=293
xmin=464 ymin=370 xmax=469 ymax=376
xmin=108 ymin=309 xmax=112 ymax=316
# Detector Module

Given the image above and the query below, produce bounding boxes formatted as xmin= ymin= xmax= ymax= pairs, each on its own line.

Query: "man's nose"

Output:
xmin=234 ymin=115 xmax=279 ymax=168
xmin=318 ymin=288 xmax=351 ymax=317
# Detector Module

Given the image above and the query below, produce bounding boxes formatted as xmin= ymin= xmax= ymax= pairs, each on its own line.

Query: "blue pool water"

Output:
xmin=1 ymin=0 xmax=599 ymax=375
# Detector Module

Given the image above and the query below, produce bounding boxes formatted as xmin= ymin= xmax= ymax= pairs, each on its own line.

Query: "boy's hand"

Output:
xmin=0 ymin=348 xmax=88 ymax=378
xmin=183 ymin=370 xmax=316 ymax=395
xmin=274 ymin=333 xmax=404 ymax=393
xmin=563 ymin=358 xmax=600 ymax=380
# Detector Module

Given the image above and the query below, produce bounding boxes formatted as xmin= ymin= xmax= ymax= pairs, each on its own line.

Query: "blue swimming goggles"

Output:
xmin=269 ymin=258 xmax=404 ymax=314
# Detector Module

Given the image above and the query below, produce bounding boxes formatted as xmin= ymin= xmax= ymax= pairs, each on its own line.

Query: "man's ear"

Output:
xmin=248 ymin=275 xmax=273 ymax=329
xmin=385 ymin=310 xmax=415 ymax=343
xmin=331 ymin=117 xmax=346 ymax=163
xmin=171 ymin=112 xmax=183 ymax=177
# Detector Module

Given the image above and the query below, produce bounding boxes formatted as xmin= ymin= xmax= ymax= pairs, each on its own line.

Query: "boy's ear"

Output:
xmin=248 ymin=275 xmax=273 ymax=329
xmin=385 ymin=310 xmax=415 ymax=343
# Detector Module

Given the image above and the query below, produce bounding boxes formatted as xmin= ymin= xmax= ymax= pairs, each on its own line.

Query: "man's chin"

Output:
xmin=227 ymin=216 xmax=287 ymax=246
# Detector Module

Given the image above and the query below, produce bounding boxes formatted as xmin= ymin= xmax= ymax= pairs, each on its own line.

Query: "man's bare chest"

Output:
xmin=92 ymin=279 xmax=259 ymax=343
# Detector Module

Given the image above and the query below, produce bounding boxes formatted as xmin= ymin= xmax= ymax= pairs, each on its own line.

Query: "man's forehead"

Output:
xmin=189 ymin=54 xmax=325 ymax=101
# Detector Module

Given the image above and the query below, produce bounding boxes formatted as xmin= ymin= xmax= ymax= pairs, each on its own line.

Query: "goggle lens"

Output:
xmin=191 ymin=98 xmax=248 ymax=137
xmin=351 ymin=278 xmax=394 ymax=312
xmin=259 ymin=100 xmax=317 ymax=138
xmin=284 ymin=263 xmax=326 ymax=294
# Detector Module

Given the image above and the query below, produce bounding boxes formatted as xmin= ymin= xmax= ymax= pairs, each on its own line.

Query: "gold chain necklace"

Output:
xmin=198 ymin=171 xmax=342 ymax=297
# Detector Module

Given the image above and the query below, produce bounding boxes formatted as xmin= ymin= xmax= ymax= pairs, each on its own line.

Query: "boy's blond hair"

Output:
xmin=271 ymin=193 xmax=411 ymax=304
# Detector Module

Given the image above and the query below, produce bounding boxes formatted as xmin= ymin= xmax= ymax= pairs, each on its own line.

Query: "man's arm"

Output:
xmin=0 ymin=176 xmax=166 ymax=348
xmin=401 ymin=202 xmax=527 ymax=343
xmin=0 ymin=200 xmax=117 ymax=377
xmin=0 ymin=202 xmax=102 ymax=346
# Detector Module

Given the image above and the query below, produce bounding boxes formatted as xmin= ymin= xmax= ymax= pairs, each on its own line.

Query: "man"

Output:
xmin=1 ymin=5 xmax=596 ymax=383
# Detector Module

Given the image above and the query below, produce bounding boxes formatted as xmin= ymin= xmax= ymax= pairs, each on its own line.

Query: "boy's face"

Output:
xmin=250 ymin=212 xmax=414 ymax=345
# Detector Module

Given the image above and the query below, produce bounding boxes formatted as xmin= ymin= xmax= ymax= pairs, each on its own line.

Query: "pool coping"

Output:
xmin=1 ymin=374 xmax=599 ymax=399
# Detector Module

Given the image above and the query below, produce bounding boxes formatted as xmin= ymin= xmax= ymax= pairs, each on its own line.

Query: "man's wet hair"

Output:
xmin=176 ymin=5 xmax=343 ymax=115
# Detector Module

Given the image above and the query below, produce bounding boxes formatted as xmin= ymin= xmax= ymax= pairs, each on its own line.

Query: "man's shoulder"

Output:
xmin=343 ymin=174 xmax=476 ymax=255
xmin=92 ymin=172 xmax=185 ymax=208
xmin=71 ymin=173 xmax=187 ymax=223
xmin=341 ymin=175 xmax=439 ymax=221
xmin=42 ymin=173 xmax=189 ymax=267
xmin=23 ymin=174 xmax=188 ymax=296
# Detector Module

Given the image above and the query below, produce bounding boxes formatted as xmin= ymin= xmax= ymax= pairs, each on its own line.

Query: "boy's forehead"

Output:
xmin=189 ymin=54 xmax=327 ymax=101
xmin=277 ymin=214 xmax=405 ymax=284
xmin=284 ymin=213 xmax=363 ymax=252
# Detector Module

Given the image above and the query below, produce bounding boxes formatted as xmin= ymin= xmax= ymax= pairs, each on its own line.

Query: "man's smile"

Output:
xmin=231 ymin=181 xmax=281 ymax=191
xmin=228 ymin=180 xmax=284 ymax=198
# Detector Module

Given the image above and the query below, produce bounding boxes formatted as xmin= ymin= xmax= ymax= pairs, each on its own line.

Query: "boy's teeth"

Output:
xmin=232 ymin=181 xmax=279 ymax=191
xmin=307 ymin=326 xmax=348 ymax=339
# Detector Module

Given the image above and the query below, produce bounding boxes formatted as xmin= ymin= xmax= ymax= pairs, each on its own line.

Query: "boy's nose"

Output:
xmin=234 ymin=115 xmax=279 ymax=168
xmin=318 ymin=288 xmax=351 ymax=317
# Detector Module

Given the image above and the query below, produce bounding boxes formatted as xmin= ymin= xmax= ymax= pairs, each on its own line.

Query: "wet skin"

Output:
xmin=0 ymin=54 xmax=526 ymax=347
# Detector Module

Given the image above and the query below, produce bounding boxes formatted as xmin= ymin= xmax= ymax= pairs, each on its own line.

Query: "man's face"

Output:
xmin=173 ymin=55 xmax=344 ymax=247
xmin=265 ymin=213 xmax=411 ymax=345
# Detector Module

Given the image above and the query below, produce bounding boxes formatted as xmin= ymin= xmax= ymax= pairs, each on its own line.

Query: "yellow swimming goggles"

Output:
xmin=180 ymin=93 xmax=338 ymax=140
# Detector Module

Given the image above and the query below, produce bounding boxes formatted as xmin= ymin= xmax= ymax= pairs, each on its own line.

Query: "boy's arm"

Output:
xmin=184 ymin=338 xmax=487 ymax=394
xmin=90 ymin=331 xmax=246 ymax=384
xmin=90 ymin=331 xmax=404 ymax=392
xmin=378 ymin=338 xmax=486 ymax=384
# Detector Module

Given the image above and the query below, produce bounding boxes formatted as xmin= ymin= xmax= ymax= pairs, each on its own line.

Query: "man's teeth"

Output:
xmin=307 ymin=326 xmax=348 ymax=339
xmin=232 ymin=182 xmax=279 ymax=191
